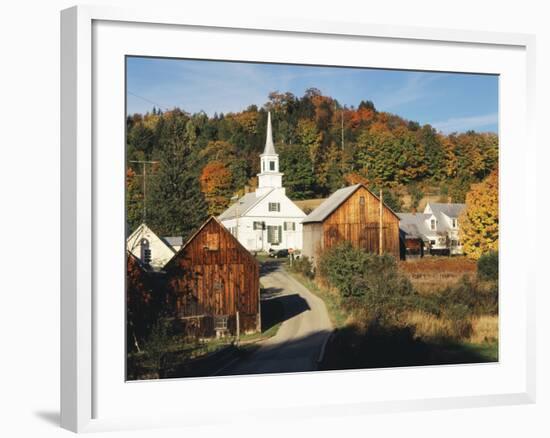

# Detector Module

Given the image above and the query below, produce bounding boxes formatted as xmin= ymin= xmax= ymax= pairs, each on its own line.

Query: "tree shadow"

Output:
xmin=321 ymin=323 xmax=497 ymax=371
xmin=260 ymin=288 xmax=310 ymax=332
xmin=259 ymin=258 xmax=284 ymax=275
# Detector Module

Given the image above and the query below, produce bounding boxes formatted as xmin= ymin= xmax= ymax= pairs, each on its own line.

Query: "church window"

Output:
xmin=269 ymin=161 xmax=275 ymax=171
xmin=268 ymin=202 xmax=280 ymax=212
xmin=267 ymin=225 xmax=282 ymax=244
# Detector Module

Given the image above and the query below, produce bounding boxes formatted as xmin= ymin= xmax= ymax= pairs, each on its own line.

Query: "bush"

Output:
xmin=435 ymin=275 xmax=498 ymax=316
xmin=477 ymin=251 xmax=498 ymax=281
xmin=318 ymin=242 xmax=413 ymax=325
xmin=291 ymin=255 xmax=314 ymax=278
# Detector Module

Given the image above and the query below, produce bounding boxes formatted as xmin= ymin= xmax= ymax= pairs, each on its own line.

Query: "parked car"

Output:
xmin=269 ymin=248 xmax=289 ymax=258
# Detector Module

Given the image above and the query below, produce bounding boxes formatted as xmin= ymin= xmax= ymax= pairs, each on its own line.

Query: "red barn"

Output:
xmin=164 ymin=217 xmax=260 ymax=337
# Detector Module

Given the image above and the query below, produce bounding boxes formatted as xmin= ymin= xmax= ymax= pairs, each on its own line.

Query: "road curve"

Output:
xmin=222 ymin=261 xmax=333 ymax=376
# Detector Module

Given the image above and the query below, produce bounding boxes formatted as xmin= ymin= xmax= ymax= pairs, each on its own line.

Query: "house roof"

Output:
xmin=127 ymin=223 xmax=176 ymax=254
xmin=162 ymin=236 xmax=184 ymax=248
xmin=218 ymin=190 xmax=273 ymax=220
xmin=427 ymin=203 xmax=465 ymax=218
xmin=302 ymin=184 xmax=400 ymax=224
xmin=397 ymin=213 xmax=433 ymax=239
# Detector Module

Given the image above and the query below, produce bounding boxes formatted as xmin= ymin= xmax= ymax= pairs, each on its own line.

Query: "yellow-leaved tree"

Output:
xmin=459 ymin=169 xmax=499 ymax=259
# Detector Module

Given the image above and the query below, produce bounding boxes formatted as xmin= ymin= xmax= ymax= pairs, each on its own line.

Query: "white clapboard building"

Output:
xmin=219 ymin=112 xmax=306 ymax=252
xmin=126 ymin=223 xmax=177 ymax=270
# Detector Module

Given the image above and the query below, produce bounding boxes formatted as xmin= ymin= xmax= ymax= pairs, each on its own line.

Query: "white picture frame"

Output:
xmin=60 ymin=5 xmax=536 ymax=433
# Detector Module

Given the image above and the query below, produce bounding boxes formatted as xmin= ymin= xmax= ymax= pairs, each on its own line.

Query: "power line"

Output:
xmin=127 ymin=91 xmax=172 ymax=112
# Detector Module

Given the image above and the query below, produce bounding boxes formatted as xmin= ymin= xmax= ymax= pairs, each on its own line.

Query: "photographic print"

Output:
xmin=125 ymin=57 xmax=498 ymax=380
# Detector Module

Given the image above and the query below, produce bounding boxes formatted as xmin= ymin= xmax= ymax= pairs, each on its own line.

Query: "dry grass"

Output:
xmin=402 ymin=311 xmax=498 ymax=344
xmin=399 ymin=257 xmax=477 ymax=294
xmin=468 ymin=315 xmax=499 ymax=344
xmin=293 ymin=198 xmax=327 ymax=214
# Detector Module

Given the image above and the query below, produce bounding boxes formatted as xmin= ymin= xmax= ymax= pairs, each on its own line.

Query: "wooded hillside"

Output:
xmin=126 ymin=88 xmax=498 ymax=239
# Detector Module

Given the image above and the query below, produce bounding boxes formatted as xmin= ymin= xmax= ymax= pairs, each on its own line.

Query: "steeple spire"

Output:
xmin=263 ymin=111 xmax=276 ymax=155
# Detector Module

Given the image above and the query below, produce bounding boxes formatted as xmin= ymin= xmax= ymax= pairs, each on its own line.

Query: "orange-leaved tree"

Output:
xmin=199 ymin=160 xmax=233 ymax=215
xmin=459 ymin=169 xmax=499 ymax=259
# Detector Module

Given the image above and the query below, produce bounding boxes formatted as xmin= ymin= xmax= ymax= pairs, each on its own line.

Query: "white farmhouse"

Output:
xmin=398 ymin=202 xmax=466 ymax=256
xmin=218 ymin=112 xmax=306 ymax=252
xmin=126 ymin=223 xmax=176 ymax=270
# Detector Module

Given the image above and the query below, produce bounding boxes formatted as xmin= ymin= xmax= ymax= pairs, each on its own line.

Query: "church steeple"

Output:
xmin=256 ymin=112 xmax=283 ymax=196
xmin=263 ymin=111 xmax=276 ymax=155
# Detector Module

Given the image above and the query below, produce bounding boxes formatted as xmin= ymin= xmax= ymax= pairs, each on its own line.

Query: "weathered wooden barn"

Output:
xmin=302 ymin=184 xmax=401 ymax=265
xmin=163 ymin=216 xmax=260 ymax=337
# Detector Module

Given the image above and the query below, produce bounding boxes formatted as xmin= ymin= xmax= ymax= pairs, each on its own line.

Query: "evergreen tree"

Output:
xmin=148 ymin=133 xmax=208 ymax=240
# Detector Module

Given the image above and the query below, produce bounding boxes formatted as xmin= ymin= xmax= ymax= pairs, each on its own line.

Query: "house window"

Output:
xmin=430 ymin=219 xmax=436 ymax=230
xmin=283 ymin=221 xmax=296 ymax=231
xmin=452 ymin=218 xmax=457 ymax=228
xmin=140 ymin=238 xmax=151 ymax=265
xmin=253 ymin=221 xmax=265 ymax=230
xmin=269 ymin=161 xmax=275 ymax=171
xmin=267 ymin=225 xmax=282 ymax=244
xmin=430 ymin=240 xmax=436 ymax=245
xmin=268 ymin=202 xmax=280 ymax=212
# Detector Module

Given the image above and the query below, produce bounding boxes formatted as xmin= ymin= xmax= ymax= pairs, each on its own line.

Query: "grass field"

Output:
xmin=288 ymin=258 xmax=498 ymax=370
xmin=399 ymin=256 xmax=477 ymax=294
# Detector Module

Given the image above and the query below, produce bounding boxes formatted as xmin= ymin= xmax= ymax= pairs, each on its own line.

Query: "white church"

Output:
xmin=218 ymin=112 xmax=306 ymax=252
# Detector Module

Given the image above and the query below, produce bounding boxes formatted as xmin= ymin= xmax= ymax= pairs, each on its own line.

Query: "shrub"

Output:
xmin=435 ymin=275 xmax=498 ymax=316
xmin=477 ymin=251 xmax=498 ymax=281
xmin=291 ymin=255 xmax=314 ymax=278
xmin=143 ymin=318 xmax=172 ymax=378
xmin=318 ymin=242 xmax=413 ymax=325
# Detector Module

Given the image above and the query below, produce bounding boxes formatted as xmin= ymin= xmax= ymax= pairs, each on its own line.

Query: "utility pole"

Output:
xmin=379 ymin=189 xmax=384 ymax=255
xmin=129 ymin=160 xmax=159 ymax=223
xmin=341 ymin=108 xmax=345 ymax=151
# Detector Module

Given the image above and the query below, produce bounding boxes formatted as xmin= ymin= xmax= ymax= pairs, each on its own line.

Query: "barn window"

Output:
xmin=430 ymin=219 xmax=436 ymax=230
xmin=268 ymin=202 xmax=280 ymax=212
xmin=140 ymin=238 xmax=151 ymax=265
xmin=214 ymin=315 xmax=228 ymax=330
xmin=205 ymin=232 xmax=219 ymax=250
xmin=359 ymin=196 xmax=365 ymax=206
xmin=267 ymin=225 xmax=282 ymax=244
xmin=269 ymin=161 xmax=275 ymax=171
xmin=284 ymin=221 xmax=296 ymax=231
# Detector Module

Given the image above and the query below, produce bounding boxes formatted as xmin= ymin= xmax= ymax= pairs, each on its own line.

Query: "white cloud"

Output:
xmin=374 ymin=72 xmax=440 ymax=110
xmin=432 ymin=113 xmax=498 ymax=133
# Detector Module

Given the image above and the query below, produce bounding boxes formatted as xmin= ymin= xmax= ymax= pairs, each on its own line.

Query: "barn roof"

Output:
xmin=218 ymin=190 xmax=273 ymax=220
xmin=164 ymin=216 xmax=259 ymax=269
xmin=302 ymin=184 xmax=400 ymax=224
xmin=426 ymin=203 xmax=465 ymax=218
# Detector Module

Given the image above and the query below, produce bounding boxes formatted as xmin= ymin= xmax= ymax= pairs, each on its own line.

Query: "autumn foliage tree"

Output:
xmin=459 ymin=169 xmax=499 ymax=259
xmin=200 ymin=160 xmax=233 ymax=215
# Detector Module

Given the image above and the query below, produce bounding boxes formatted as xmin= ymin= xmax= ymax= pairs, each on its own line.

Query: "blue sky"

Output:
xmin=126 ymin=57 xmax=498 ymax=134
